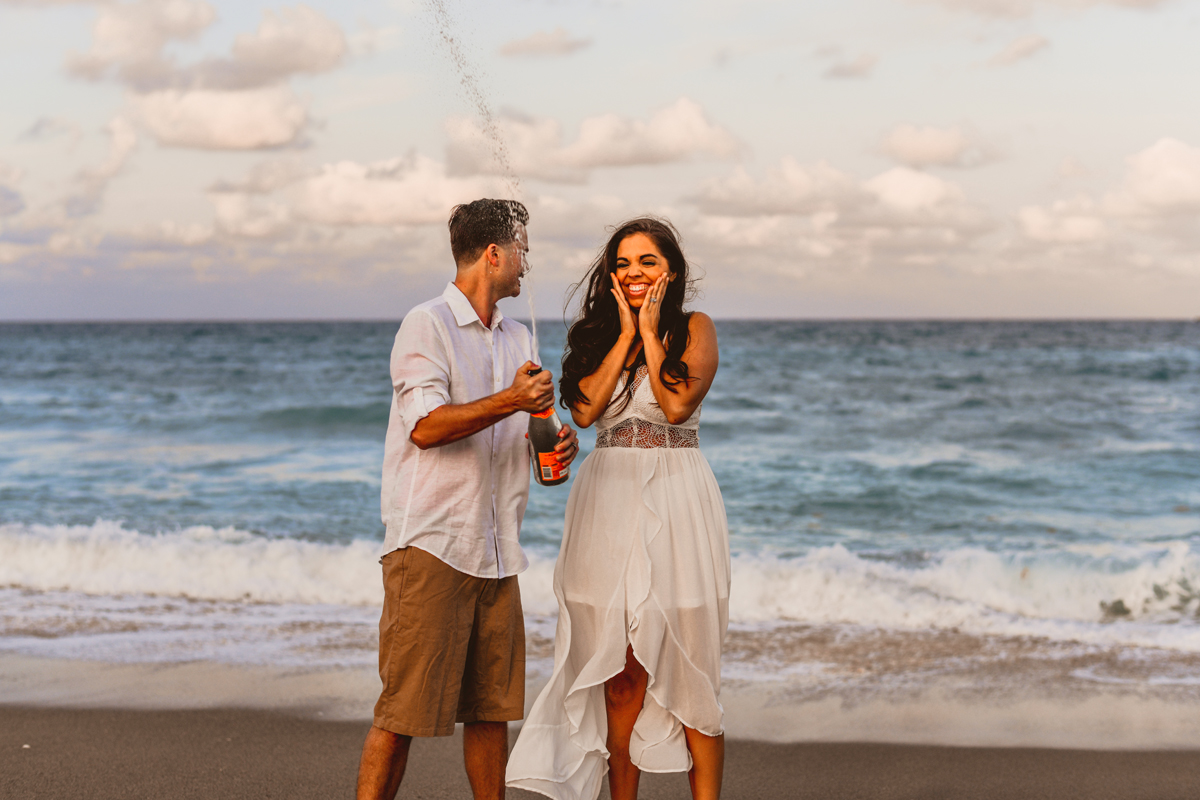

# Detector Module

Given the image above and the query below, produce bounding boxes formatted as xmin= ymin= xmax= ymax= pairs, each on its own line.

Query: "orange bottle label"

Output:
xmin=537 ymin=451 xmax=567 ymax=481
xmin=531 ymin=408 xmax=555 ymax=419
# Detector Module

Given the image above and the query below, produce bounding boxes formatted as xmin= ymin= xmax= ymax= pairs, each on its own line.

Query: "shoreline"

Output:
xmin=4 ymin=705 xmax=1200 ymax=800
xmin=5 ymin=652 xmax=1200 ymax=750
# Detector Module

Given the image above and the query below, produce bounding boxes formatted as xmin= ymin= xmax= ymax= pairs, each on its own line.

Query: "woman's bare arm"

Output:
xmin=641 ymin=310 xmax=719 ymax=425
xmin=571 ymin=274 xmax=640 ymax=428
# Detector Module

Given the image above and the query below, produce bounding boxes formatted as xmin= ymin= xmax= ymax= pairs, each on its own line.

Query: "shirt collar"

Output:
xmin=443 ymin=282 xmax=504 ymax=330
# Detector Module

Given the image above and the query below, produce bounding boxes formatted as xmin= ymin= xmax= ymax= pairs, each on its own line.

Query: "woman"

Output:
xmin=507 ymin=218 xmax=730 ymax=800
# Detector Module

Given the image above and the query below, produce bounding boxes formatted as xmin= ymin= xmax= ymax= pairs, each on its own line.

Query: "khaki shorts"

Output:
xmin=373 ymin=546 xmax=525 ymax=737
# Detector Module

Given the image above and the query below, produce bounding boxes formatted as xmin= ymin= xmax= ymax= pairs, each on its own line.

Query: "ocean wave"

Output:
xmin=3 ymin=521 xmax=1200 ymax=651
xmin=257 ymin=403 xmax=390 ymax=431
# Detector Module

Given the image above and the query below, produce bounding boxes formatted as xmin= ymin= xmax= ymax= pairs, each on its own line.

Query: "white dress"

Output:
xmin=507 ymin=364 xmax=731 ymax=800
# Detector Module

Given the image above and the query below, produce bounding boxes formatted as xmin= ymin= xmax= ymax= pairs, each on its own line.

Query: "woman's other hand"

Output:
xmin=554 ymin=423 xmax=580 ymax=465
xmin=610 ymin=273 xmax=638 ymax=342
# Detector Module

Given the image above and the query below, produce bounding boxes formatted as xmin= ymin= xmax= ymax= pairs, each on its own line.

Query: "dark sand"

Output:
xmin=3 ymin=705 xmax=1199 ymax=800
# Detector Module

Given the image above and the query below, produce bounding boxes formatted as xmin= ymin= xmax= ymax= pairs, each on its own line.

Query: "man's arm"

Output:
xmin=410 ymin=361 xmax=553 ymax=450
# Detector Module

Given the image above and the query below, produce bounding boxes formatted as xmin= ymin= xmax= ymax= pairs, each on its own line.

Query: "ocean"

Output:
xmin=2 ymin=320 xmax=1199 ymax=716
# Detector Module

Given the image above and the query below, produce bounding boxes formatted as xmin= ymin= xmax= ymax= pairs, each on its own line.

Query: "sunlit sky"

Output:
xmin=2 ymin=0 xmax=1199 ymax=320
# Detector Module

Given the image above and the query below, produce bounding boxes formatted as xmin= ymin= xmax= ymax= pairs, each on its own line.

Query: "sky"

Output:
xmin=1 ymin=0 xmax=1199 ymax=321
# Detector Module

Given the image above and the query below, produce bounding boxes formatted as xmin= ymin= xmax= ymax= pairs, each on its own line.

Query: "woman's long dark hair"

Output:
xmin=560 ymin=217 xmax=696 ymax=413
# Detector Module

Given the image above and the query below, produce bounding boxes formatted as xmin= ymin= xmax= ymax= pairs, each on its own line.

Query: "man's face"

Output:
xmin=493 ymin=224 xmax=529 ymax=299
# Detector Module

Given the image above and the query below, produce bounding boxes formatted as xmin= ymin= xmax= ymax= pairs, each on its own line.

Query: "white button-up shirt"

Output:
xmin=380 ymin=282 xmax=535 ymax=578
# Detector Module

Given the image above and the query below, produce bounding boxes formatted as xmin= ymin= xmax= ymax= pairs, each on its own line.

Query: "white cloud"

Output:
xmin=447 ymin=98 xmax=741 ymax=183
xmin=63 ymin=116 xmax=138 ymax=217
xmin=132 ymin=86 xmax=308 ymax=150
xmin=56 ymin=3 xmax=346 ymax=150
xmin=824 ymin=54 xmax=877 ymax=79
xmin=691 ymin=158 xmax=857 ymax=216
xmin=210 ymin=158 xmax=313 ymax=194
xmin=67 ymin=0 xmax=216 ymax=88
xmin=186 ymin=5 xmax=347 ymax=90
xmin=209 ymin=191 xmax=291 ymax=238
xmin=921 ymin=0 xmax=1169 ymax=18
xmin=865 ymin=167 xmax=966 ymax=212
xmin=688 ymin=158 xmax=992 ymax=273
xmin=1018 ymin=196 xmax=1106 ymax=242
xmin=499 ymin=28 xmax=592 ymax=57
xmin=881 ymin=124 xmax=1000 ymax=169
xmin=988 ymin=34 xmax=1049 ymax=66
xmin=1116 ymin=137 xmax=1200 ymax=213
xmin=1015 ymin=138 xmax=1200 ymax=273
xmin=564 ymin=98 xmax=741 ymax=167
xmin=294 ymin=154 xmax=493 ymax=227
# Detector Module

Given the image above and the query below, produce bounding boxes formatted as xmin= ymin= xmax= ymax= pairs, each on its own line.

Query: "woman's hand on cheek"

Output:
xmin=638 ymin=274 xmax=667 ymax=339
xmin=610 ymin=273 xmax=638 ymax=341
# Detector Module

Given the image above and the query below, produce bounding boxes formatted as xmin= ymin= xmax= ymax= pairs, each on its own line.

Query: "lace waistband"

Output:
xmin=595 ymin=418 xmax=699 ymax=449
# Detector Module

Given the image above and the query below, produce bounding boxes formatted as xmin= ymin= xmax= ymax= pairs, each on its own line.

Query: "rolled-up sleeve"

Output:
xmin=392 ymin=310 xmax=452 ymax=439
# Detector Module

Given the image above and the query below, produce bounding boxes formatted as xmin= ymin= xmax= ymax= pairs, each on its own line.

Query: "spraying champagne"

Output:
xmin=525 ymin=366 xmax=569 ymax=486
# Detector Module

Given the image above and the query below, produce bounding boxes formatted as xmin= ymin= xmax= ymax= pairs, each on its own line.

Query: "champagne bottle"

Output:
xmin=526 ymin=367 xmax=569 ymax=486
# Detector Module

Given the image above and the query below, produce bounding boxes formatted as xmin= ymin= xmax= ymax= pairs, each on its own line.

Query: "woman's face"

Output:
xmin=614 ymin=232 xmax=672 ymax=310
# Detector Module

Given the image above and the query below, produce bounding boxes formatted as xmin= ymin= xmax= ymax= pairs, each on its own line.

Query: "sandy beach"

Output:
xmin=4 ymin=704 xmax=1200 ymax=800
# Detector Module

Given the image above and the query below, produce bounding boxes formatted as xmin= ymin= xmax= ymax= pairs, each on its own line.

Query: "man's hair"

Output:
xmin=448 ymin=199 xmax=530 ymax=267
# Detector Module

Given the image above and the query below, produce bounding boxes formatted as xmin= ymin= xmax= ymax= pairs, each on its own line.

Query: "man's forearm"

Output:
xmin=410 ymin=389 xmax=519 ymax=450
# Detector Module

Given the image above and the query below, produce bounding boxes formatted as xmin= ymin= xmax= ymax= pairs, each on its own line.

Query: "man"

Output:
xmin=357 ymin=199 xmax=579 ymax=800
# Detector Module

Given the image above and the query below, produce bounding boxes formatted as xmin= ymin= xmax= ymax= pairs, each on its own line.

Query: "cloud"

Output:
xmin=208 ymin=191 xmax=291 ymax=238
xmin=880 ymin=124 xmax=1001 ymax=169
xmin=209 ymin=158 xmax=313 ymax=194
xmin=67 ymin=0 xmax=216 ymax=89
xmin=1015 ymin=138 xmax=1200 ymax=273
xmin=62 ymin=116 xmax=138 ymax=217
xmin=1115 ymin=137 xmax=1200 ymax=214
xmin=499 ymin=28 xmax=592 ymax=57
xmin=447 ymin=98 xmax=741 ymax=183
xmin=293 ymin=154 xmax=493 ymax=227
xmin=690 ymin=158 xmax=857 ymax=216
xmin=56 ymin=2 xmax=346 ymax=150
xmin=0 ymin=187 xmax=25 ymax=218
xmin=19 ymin=116 xmax=84 ymax=145
xmin=689 ymin=158 xmax=993 ymax=272
xmin=824 ymin=54 xmax=877 ymax=79
xmin=131 ymin=86 xmax=308 ymax=150
xmin=1018 ymin=196 xmax=1106 ymax=242
xmin=183 ymin=5 xmax=347 ymax=90
xmin=920 ymin=0 xmax=1170 ymax=19
xmin=988 ymin=33 xmax=1049 ymax=65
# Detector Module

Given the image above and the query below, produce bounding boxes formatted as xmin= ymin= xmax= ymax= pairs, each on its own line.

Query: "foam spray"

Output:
xmin=425 ymin=2 xmax=564 ymax=485
xmin=423 ymin=1 xmax=538 ymax=358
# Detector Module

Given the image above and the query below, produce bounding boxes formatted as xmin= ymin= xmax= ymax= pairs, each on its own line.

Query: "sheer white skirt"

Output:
xmin=506 ymin=445 xmax=731 ymax=800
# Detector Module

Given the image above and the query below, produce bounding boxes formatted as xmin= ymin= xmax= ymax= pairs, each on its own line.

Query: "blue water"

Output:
xmin=2 ymin=320 xmax=1200 ymax=665
xmin=3 ymin=320 xmax=1196 ymax=554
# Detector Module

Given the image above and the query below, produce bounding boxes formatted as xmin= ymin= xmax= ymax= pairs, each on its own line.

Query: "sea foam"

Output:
xmin=3 ymin=521 xmax=1200 ymax=653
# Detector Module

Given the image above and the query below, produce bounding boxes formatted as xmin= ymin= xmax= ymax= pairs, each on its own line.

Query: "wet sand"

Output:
xmin=4 ymin=705 xmax=1199 ymax=800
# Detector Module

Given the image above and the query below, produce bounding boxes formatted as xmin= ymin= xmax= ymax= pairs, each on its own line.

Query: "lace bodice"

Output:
xmin=595 ymin=364 xmax=700 ymax=449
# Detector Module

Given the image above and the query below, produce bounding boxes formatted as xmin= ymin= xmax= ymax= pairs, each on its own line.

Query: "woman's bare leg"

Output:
xmin=684 ymin=726 xmax=725 ymax=800
xmin=605 ymin=645 xmax=649 ymax=800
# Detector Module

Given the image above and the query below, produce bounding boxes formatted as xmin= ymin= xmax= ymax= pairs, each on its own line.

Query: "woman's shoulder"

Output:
xmin=686 ymin=311 xmax=717 ymax=342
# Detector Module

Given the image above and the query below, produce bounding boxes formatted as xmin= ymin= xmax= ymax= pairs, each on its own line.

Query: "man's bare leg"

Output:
xmin=356 ymin=725 xmax=412 ymax=800
xmin=463 ymin=721 xmax=509 ymax=800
